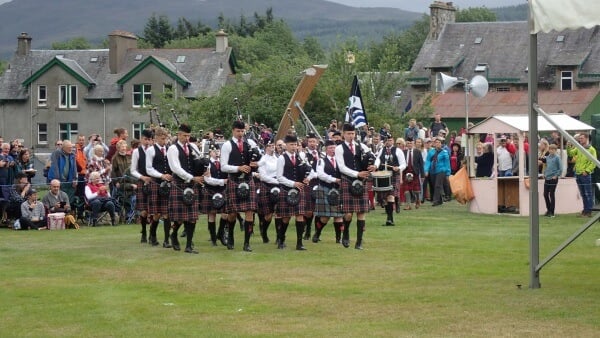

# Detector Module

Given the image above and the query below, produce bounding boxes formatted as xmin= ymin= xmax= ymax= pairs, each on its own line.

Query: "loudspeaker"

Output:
xmin=436 ymin=72 xmax=461 ymax=93
xmin=469 ymin=75 xmax=489 ymax=98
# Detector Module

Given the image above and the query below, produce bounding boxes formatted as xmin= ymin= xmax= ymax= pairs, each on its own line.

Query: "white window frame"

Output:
xmin=38 ymin=85 xmax=47 ymax=107
xmin=561 ymin=71 xmax=573 ymax=91
xmin=37 ymin=123 xmax=48 ymax=145
xmin=58 ymin=84 xmax=78 ymax=108
xmin=132 ymin=122 xmax=147 ymax=140
xmin=59 ymin=123 xmax=78 ymax=141
xmin=133 ymin=84 xmax=152 ymax=108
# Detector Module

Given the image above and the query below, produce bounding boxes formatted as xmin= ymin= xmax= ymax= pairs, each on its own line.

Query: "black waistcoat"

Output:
xmin=175 ymin=143 xmax=193 ymax=178
xmin=151 ymin=144 xmax=171 ymax=179
xmin=136 ymin=146 xmax=148 ymax=177
xmin=341 ymin=142 xmax=362 ymax=172
xmin=282 ymin=153 xmax=303 ymax=183
xmin=320 ymin=157 xmax=340 ymax=188
xmin=379 ymin=146 xmax=399 ymax=170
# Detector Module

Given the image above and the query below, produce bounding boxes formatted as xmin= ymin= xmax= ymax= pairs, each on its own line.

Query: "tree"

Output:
xmin=456 ymin=7 xmax=497 ymax=22
xmin=51 ymin=37 xmax=92 ymax=50
xmin=143 ymin=14 xmax=173 ymax=48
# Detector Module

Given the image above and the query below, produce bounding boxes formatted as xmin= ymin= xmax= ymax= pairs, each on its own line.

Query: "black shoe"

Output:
xmin=111 ymin=219 xmax=117 ymax=226
xmin=243 ymin=244 xmax=252 ymax=252
xmin=355 ymin=243 xmax=363 ymax=250
xmin=385 ymin=220 xmax=395 ymax=226
xmin=184 ymin=247 xmax=199 ymax=254
xmin=303 ymin=231 xmax=311 ymax=241
xmin=170 ymin=233 xmax=180 ymax=251
xmin=342 ymin=239 xmax=349 ymax=248
xmin=227 ymin=243 xmax=234 ymax=250
xmin=149 ymin=237 xmax=159 ymax=246
xmin=312 ymin=234 xmax=320 ymax=243
xmin=140 ymin=235 xmax=147 ymax=243
xmin=162 ymin=242 xmax=172 ymax=248
xmin=432 ymin=202 xmax=442 ymax=206
xmin=296 ymin=245 xmax=307 ymax=251
xmin=277 ymin=243 xmax=285 ymax=249
xmin=211 ymin=240 xmax=218 ymax=247
xmin=335 ymin=238 xmax=341 ymax=244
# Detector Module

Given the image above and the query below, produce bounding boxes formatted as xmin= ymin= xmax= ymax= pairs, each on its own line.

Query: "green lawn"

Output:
xmin=1 ymin=201 xmax=599 ymax=337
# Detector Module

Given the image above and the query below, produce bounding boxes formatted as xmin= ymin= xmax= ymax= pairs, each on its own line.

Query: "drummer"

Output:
xmin=376 ymin=136 xmax=407 ymax=226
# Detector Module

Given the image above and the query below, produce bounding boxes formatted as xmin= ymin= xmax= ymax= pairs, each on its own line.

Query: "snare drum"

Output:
xmin=371 ymin=171 xmax=393 ymax=191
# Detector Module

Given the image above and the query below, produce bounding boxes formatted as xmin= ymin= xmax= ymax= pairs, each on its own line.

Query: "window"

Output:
xmin=90 ymin=56 xmax=98 ymax=62
xmin=474 ymin=37 xmax=483 ymax=44
xmin=474 ymin=63 xmax=487 ymax=72
xmin=163 ymin=83 xmax=173 ymax=99
xmin=561 ymin=71 xmax=573 ymax=91
xmin=132 ymin=123 xmax=147 ymax=140
xmin=38 ymin=123 xmax=48 ymax=144
xmin=135 ymin=54 xmax=143 ymax=61
xmin=176 ymin=55 xmax=186 ymax=63
xmin=496 ymin=87 xmax=511 ymax=92
xmin=38 ymin=85 xmax=47 ymax=107
xmin=133 ymin=84 xmax=152 ymax=108
xmin=59 ymin=123 xmax=78 ymax=141
xmin=556 ymin=35 xmax=565 ymax=42
xmin=59 ymin=84 xmax=78 ymax=108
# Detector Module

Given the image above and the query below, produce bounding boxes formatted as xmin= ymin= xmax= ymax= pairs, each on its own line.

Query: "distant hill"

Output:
xmin=0 ymin=0 xmax=420 ymax=59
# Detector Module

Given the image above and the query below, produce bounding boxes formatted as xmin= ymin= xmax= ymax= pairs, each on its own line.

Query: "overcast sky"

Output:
xmin=327 ymin=0 xmax=526 ymax=13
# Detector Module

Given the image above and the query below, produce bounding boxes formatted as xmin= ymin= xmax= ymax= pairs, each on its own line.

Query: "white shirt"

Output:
xmin=204 ymin=158 xmax=227 ymax=187
xmin=130 ymin=146 xmax=148 ymax=179
xmin=375 ymin=146 xmax=407 ymax=172
xmin=220 ymin=137 xmax=243 ymax=174
xmin=167 ymin=141 xmax=194 ymax=183
xmin=145 ymin=144 xmax=169 ymax=179
xmin=334 ymin=141 xmax=372 ymax=178
xmin=277 ymin=152 xmax=300 ymax=188
xmin=497 ymin=145 xmax=513 ymax=171
xmin=317 ymin=156 xmax=339 ymax=184
xmin=258 ymin=153 xmax=279 ymax=185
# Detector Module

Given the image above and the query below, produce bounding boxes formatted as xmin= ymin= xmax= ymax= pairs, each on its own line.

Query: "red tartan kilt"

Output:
xmin=277 ymin=186 xmax=307 ymax=218
xmin=303 ymin=179 xmax=317 ymax=211
xmin=199 ymin=186 xmax=226 ymax=214
xmin=401 ymin=173 xmax=421 ymax=192
xmin=340 ymin=177 xmax=369 ymax=214
xmin=135 ymin=180 xmax=149 ymax=211
xmin=168 ymin=181 xmax=200 ymax=222
xmin=257 ymin=181 xmax=277 ymax=215
xmin=147 ymin=180 xmax=169 ymax=215
xmin=224 ymin=178 xmax=257 ymax=214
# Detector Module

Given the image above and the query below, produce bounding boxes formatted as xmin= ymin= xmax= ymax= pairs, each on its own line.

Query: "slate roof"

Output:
xmin=410 ymin=22 xmax=600 ymax=85
xmin=429 ymin=87 xmax=600 ymax=119
xmin=0 ymin=46 xmax=234 ymax=101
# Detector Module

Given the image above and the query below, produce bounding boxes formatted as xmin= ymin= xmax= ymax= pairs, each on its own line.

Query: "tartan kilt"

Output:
xmin=340 ymin=177 xmax=369 ymax=214
xmin=376 ymin=174 xmax=400 ymax=198
xmin=224 ymin=178 xmax=257 ymax=214
xmin=257 ymin=181 xmax=278 ymax=215
xmin=199 ymin=185 xmax=226 ymax=214
xmin=147 ymin=180 xmax=169 ymax=215
xmin=400 ymin=172 xmax=421 ymax=199
xmin=314 ymin=185 xmax=343 ymax=218
xmin=277 ymin=186 xmax=307 ymax=218
xmin=304 ymin=179 xmax=317 ymax=211
xmin=168 ymin=180 xmax=200 ymax=223
xmin=135 ymin=180 xmax=149 ymax=212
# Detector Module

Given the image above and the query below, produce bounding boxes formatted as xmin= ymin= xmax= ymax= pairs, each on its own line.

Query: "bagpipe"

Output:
xmin=349 ymin=137 xmax=376 ymax=197
xmin=285 ymin=151 xmax=313 ymax=206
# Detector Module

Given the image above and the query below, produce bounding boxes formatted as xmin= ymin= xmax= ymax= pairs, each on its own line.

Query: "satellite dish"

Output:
xmin=468 ymin=75 xmax=489 ymax=98
xmin=436 ymin=72 xmax=462 ymax=93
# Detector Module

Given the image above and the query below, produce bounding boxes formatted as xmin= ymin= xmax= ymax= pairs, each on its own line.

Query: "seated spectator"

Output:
xmin=85 ymin=171 xmax=116 ymax=226
xmin=42 ymin=179 xmax=71 ymax=214
xmin=18 ymin=189 xmax=47 ymax=230
xmin=7 ymin=172 xmax=31 ymax=220
xmin=16 ymin=148 xmax=36 ymax=183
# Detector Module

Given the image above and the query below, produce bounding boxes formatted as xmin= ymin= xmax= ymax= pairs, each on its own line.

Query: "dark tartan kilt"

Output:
xmin=376 ymin=174 xmax=400 ymax=198
xmin=168 ymin=181 xmax=200 ymax=223
xmin=277 ymin=186 xmax=307 ymax=218
xmin=147 ymin=180 xmax=169 ymax=215
xmin=304 ymin=179 xmax=317 ymax=211
xmin=224 ymin=178 xmax=257 ymax=214
xmin=257 ymin=181 xmax=277 ymax=215
xmin=135 ymin=180 xmax=149 ymax=212
xmin=314 ymin=185 xmax=343 ymax=218
xmin=199 ymin=185 xmax=226 ymax=214
xmin=340 ymin=177 xmax=370 ymax=214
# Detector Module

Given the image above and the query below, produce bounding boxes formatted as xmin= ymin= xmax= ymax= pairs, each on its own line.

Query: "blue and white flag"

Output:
xmin=346 ymin=75 xmax=367 ymax=128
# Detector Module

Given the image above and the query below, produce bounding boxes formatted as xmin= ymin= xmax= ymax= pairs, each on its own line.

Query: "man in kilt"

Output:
xmin=166 ymin=124 xmax=205 ymax=254
xmin=220 ymin=120 xmax=258 ymax=252
xmin=334 ymin=123 xmax=377 ymax=249
xmin=313 ymin=140 xmax=344 ymax=243
xmin=257 ymin=141 xmax=278 ymax=243
xmin=299 ymin=133 xmax=320 ymax=240
xmin=401 ymin=137 xmax=424 ymax=210
xmin=276 ymin=134 xmax=311 ymax=250
xmin=375 ymin=136 xmax=406 ymax=225
xmin=200 ymin=146 xmax=229 ymax=246
xmin=145 ymin=127 xmax=174 ymax=248
xmin=130 ymin=129 xmax=154 ymax=243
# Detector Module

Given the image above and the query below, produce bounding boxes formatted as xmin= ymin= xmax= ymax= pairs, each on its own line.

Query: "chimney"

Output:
xmin=17 ymin=32 xmax=32 ymax=56
xmin=215 ymin=29 xmax=228 ymax=53
xmin=108 ymin=30 xmax=138 ymax=74
xmin=428 ymin=1 xmax=456 ymax=41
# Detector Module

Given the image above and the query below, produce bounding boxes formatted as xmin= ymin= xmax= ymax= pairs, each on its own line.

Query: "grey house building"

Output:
xmin=0 ymin=29 xmax=235 ymax=148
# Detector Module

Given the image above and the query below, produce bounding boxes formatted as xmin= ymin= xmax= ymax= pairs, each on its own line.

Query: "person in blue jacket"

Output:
xmin=424 ymin=137 xmax=451 ymax=206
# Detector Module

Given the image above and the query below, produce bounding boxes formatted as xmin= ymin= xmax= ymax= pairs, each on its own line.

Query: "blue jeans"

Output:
xmin=575 ymin=174 xmax=593 ymax=213
xmin=498 ymin=169 xmax=513 ymax=177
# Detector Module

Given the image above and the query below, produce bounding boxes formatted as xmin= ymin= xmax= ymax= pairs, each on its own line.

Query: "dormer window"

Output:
xmin=561 ymin=71 xmax=573 ymax=91
xmin=474 ymin=63 xmax=487 ymax=72
xmin=90 ymin=56 xmax=98 ymax=63
xmin=176 ymin=55 xmax=186 ymax=63
xmin=134 ymin=54 xmax=143 ymax=61
xmin=474 ymin=37 xmax=483 ymax=44
xmin=556 ymin=35 xmax=565 ymax=42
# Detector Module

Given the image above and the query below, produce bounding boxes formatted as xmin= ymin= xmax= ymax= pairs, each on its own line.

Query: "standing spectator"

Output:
xmin=543 ymin=144 xmax=562 ymax=218
xmin=568 ymin=133 xmax=597 ymax=217
xmin=475 ymin=143 xmax=494 ymax=178
xmin=15 ymin=148 xmax=36 ymax=183
xmin=18 ymin=189 xmax=46 ymax=230
xmin=417 ymin=122 xmax=426 ymax=140
xmin=1 ymin=142 xmax=17 ymax=217
xmin=536 ymin=139 xmax=550 ymax=175
xmin=421 ymin=138 xmax=433 ymax=202
xmin=74 ymin=135 xmax=88 ymax=219
xmin=449 ymin=142 xmax=464 ymax=175
xmin=84 ymin=134 xmax=109 ymax=161
xmin=88 ymin=144 xmax=112 ymax=184
xmin=496 ymin=137 xmax=513 ymax=177
xmin=48 ymin=140 xmax=77 ymax=202
xmin=424 ymin=137 xmax=451 ymax=206
xmin=106 ymin=127 xmax=128 ymax=161
xmin=404 ymin=119 xmax=419 ymax=141
xmin=429 ymin=114 xmax=449 ymax=138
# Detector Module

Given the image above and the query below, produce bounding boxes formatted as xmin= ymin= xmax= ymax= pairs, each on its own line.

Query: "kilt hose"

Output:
xmin=340 ymin=176 xmax=370 ymax=214
xmin=224 ymin=176 xmax=257 ymax=214
xmin=147 ymin=180 xmax=169 ymax=215
xmin=168 ymin=180 xmax=200 ymax=223
xmin=277 ymin=186 xmax=307 ymax=218
xmin=257 ymin=181 xmax=278 ymax=215
xmin=199 ymin=185 xmax=226 ymax=214
xmin=136 ymin=179 xmax=149 ymax=212
xmin=314 ymin=185 xmax=343 ymax=218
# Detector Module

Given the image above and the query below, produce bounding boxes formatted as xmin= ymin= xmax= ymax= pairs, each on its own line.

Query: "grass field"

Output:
xmin=1 ymin=201 xmax=599 ymax=337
